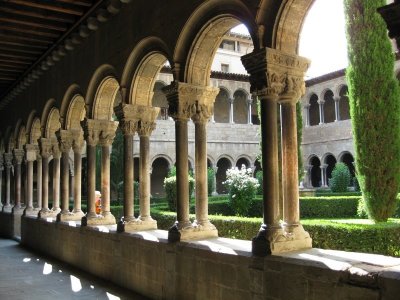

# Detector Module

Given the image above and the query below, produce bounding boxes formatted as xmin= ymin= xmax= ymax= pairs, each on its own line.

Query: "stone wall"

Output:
xmin=21 ymin=216 xmax=400 ymax=300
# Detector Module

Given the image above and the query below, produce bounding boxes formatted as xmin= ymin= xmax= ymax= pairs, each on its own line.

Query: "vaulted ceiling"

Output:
xmin=0 ymin=0 xmax=103 ymax=100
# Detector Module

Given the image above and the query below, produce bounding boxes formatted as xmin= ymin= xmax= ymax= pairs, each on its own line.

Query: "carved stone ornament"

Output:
xmin=81 ymin=118 xmax=100 ymax=146
xmin=162 ymin=81 xmax=219 ymax=121
xmin=51 ymin=138 xmax=61 ymax=159
xmin=3 ymin=153 xmax=13 ymax=168
xmin=24 ymin=144 xmax=37 ymax=162
xmin=39 ymin=138 xmax=53 ymax=158
xmin=71 ymin=129 xmax=85 ymax=153
xmin=191 ymin=103 xmax=214 ymax=123
xmin=120 ymin=119 xmax=138 ymax=136
xmin=12 ymin=149 xmax=25 ymax=164
xmin=56 ymin=129 xmax=73 ymax=153
xmin=138 ymin=121 xmax=156 ymax=137
xmin=241 ymin=47 xmax=310 ymax=101
xmin=98 ymin=120 xmax=119 ymax=147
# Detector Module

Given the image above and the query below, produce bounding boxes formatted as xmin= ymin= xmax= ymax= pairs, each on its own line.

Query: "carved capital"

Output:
xmin=52 ymin=139 xmax=61 ymax=159
xmin=56 ymin=130 xmax=73 ymax=153
xmin=241 ymin=48 xmax=310 ymax=100
xmin=71 ymin=129 xmax=85 ymax=153
xmin=39 ymin=138 xmax=53 ymax=158
xmin=98 ymin=120 xmax=119 ymax=147
xmin=138 ymin=121 xmax=156 ymax=137
xmin=3 ymin=153 xmax=13 ymax=168
xmin=24 ymin=144 xmax=37 ymax=162
xmin=191 ymin=103 xmax=214 ymax=124
xmin=120 ymin=120 xmax=138 ymax=136
xmin=82 ymin=119 xmax=100 ymax=146
xmin=12 ymin=149 xmax=25 ymax=165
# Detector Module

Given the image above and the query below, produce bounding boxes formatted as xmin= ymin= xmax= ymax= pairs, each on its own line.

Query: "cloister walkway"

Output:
xmin=0 ymin=238 xmax=148 ymax=300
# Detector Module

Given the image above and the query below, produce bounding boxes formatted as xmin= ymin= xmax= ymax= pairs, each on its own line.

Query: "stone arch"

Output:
xmin=40 ymin=99 xmax=56 ymax=137
xmin=207 ymin=154 xmax=216 ymax=168
xmin=268 ymin=0 xmax=315 ymax=53
xmin=121 ymin=37 xmax=173 ymax=106
xmin=85 ymin=64 xmax=120 ymax=120
xmin=214 ymin=86 xmax=230 ymax=123
xmin=151 ymin=154 xmax=174 ymax=168
xmin=233 ymin=89 xmax=248 ymax=124
xmin=27 ymin=118 xmax=41 ymax=145
xmin=339 ymin=151 xmax=355 ymax=180
xmin=13 ymin=119 xmax=23 ymax=148
xmin=42 ymin=106 xmax=61 ymax=139
xmin=16 ymin=125 xmax=27 ymax=150
xmin=323 ymin=89 xmax=335 ymax=123
xmin=236 ymin=155 xmax=251 ymax=168
xmin=4 ymin=126 xmax=14 ymax=152
xmin=308 ymin=155 xmax=321 ymax=188
xmin=309 ymin=93 xmax=319 ymax=126
xmin=254 ymin=159 xmax=262 ymax=176
xmin=323 ymin=153 xmax=337 ymax=184
xmin=151 ymin=156 xmax=171 ymax=198
xmin=175 ymin=0 xmax=258 ymax=84
xmin=339 ymin=85 xmax=350 ymax=120
xmin=64 ymin=95 xmax=86 ymax=130
xmin=216 ymin=155 xmax=234 ymax=194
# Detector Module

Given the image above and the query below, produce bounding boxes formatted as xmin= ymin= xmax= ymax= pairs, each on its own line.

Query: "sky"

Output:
xmin=231 ymin=0 xmax=348 ymax=79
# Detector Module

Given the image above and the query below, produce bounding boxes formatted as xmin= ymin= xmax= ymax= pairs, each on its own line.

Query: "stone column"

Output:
xmin=98 ymin=121 xmax=118 ymax=225
xmin=137 ymin=113 xmax=159 ymax=230
xmin=56 ymin=130 xmax=73 ymax=221
xmin=35 ymin=150 xmax=42 ymax=211
xmin=334 ymin=97 xmax=340 ymax=121
xmin=247 ymin=98 xmax=253 ymax=125
xmin=23 ymin=144 xmax=36 ymax=215
xmin=242 ymin=47 xmax=312 ymax=255
xmin=163 ymin=82 xmax=194 ymax=241
xmin=2 ymin=153 xmax=12 ymax=212
xmin=82 ymin=119 xmax=100 ymax=225
xmin=304 ymin=104 xmax=310 ymax=127
xmin=228 ymin=98 xmax=234 ymax=124
xmin=51 ymin=143 xmax=61 ymax=215
xmin=191 ymin=86 xmax=219 ymax=239
xmin=318 ymin=99 xmax=325 ymax=125
xmin=0 ymin=156 xmax=3 ymax=209
xmin=71 ymin=131 xmax=85 ymax=220
xmin=212 ymin=166 xmax=218 ymax=196
xmin=38 ymin=138 xmax=52 ymax=218
xmin=304 ymin=165 xmax=312 ymax=188
xmin=321 ymin=164 xmax=328 ymax=187
xmin=12 ymin=149 xmax=24 ymax=213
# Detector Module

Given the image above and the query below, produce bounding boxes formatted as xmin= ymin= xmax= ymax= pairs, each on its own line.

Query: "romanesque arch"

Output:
xmin=323 ymin=89 xmax=335 ymax=123
xmin=339 ymin=85 xmax=350 ymax=120
xmin=236 ymin=155 xmax=251 ymax=169
xmin=323 ymin=153 xmax=337 ymax=186
xmin=233 ymin=89 xmax=248 ymax=124
xmin=309 ymin=93 xmax=319 ymax=126
xmin=216 ymin=155 xmax=233 ymax=194
xmin=339 ymin=151 xmax=355 ymax=181
xmin=214 ymin=87 xmax=230 ymax=123
xmin=309 ymin=155 xmax=321 ymax=187
xmin=151 ymin=156 xmax=171 ymax=198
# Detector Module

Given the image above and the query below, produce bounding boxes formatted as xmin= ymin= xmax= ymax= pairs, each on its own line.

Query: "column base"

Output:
xmin=123 ymin=217 xmax=157 ymax=232
xmin=168 ymin=221 xmax=218 ymax=242
xmin=12 ymin=206 xmax=24 ymax=215
xmin=23 ymin=207 xmax=36 ymax=216
xmin=83 ymin=213 xmax=116 ymax=226
xmin=56 ymin=210 xmax=85 ymax=222
xmin=252 ymin=224 xmax=312 ymax=256
xmin=2 ymin=204 xmax=12 ymax=213
xmin=38 ymin=208 xmax=58 ymax=219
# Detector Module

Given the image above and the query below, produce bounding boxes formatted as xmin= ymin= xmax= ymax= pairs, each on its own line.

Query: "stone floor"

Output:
xmin=0 ymin=238 xmax=149 ymax=300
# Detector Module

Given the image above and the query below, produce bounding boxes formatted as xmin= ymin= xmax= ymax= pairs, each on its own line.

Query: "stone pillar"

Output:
xmin=137 ymin=117 xmax=158 ymax=230
xmin=56 ymin=130 xmax=73 ymax=221
xmin=304 ymin=104 xmax=310 ymax=127
xmin=23 ymin=144 xmax=36 ymax=215
xmin=318 ymin=99 xmax=325 ymax=125
xmin=212 ymin=166 xmax=218 ymax=196
xmin=242 ymin=47 xmax=312 ymax=255
xmin=12 ymin=149 xmax=24 ymax=212
xmin=51 ymin=144 xmax=61 ymax=214
xmin=71 ymin=131 xmax=85 ymax=220
xmin=35 ymin=151 xmax=42 ymax=211
xmin=3 ymin=153 xmax=13 ymax=212
xmin=334 ymin=97 xmax=340 ymax=122
xmin=191 ymin=86 xmax=219 ymax=239
xmin=0 ymin=156 xmax=3 ymax=209
xmin=321 ymin=164 xmax=328 ymax=187
xmin=163 ymin=82 xmax=194 ymax=241
xmin=38 ymin=138 xmax=52 ymax=218
xmin=247 ymin=98 xmax=253 ymax=125
xmin=304 ymin=165 xmax=312 ymax=188
xmin=228 ymin=98 xmax=234 ymax=124
xmin=115 ymin=104 xmax=138 ymax=228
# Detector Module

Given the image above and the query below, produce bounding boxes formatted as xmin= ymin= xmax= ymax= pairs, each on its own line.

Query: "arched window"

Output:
xmin=309 ymin=94 xmax=319 ymax=126
xmin=339 ymin=85 xmax=350 ymax=120
xmin=233 ymin=90 xmax=248 ymax=124
xmin=151 ymin=157 xmax=170 ymax=198
xmin=216 ymin=158 xmax=232 ymax=194
xmin=324 ymin=90 xmax=335 ymax=123
xmin=214 ymin=89 xmax=230 ymax=123
xmin=325 ymin=154 xmax=337 ymax=185
xmin=310 ymin=156 xmax=321 ymax=187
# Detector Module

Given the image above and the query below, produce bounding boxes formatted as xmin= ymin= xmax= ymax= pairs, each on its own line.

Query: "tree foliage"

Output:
xmin=329 ymin=163 xmax=351 ymax=193
xmin=344 ymin=0 xmax=400 ymax=221
xmin=164 ymin=166 xmax=195 ymax=211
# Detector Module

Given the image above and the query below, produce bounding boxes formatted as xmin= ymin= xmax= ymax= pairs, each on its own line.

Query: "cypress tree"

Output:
xmin=344 ymin=0 xmax=400 ymax=222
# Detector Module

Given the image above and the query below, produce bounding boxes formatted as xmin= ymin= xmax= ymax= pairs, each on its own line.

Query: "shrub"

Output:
xmin=207 ymin=167 xmax=215 ymax=196
xmin=255 ymin=171 xmax=263 ymax=195
xmin=164 ymin=173 xmax=195 ymax=211
xmin=329 ymin=163 xmax=351 ymax=193
xmin=224 ymin=165 xmax=259 ymax=216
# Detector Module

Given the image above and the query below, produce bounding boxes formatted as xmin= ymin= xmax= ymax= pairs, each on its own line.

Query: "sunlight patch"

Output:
xmin=106 ymin=292 xmax=121 ymax=300
xmin=70 ymin=275 xmax=82 ymax=292
xmin=43 ymin=262 xmax=52 ymax=275
xmin=23 ymin=258 xmax=31 ymax=262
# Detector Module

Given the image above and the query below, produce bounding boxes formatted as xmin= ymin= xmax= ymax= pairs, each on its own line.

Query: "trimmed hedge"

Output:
xmin=151 ymin=210 xmax=400 ymax=257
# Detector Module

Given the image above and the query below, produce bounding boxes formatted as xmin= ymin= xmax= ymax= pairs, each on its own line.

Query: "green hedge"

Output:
xmin=315 ymin=190 xmax=362 ymax=197
xmin=151 ymin=210 xmax=400 ymax=257
xmin=300 ymin=196 xmax=360 ymax=218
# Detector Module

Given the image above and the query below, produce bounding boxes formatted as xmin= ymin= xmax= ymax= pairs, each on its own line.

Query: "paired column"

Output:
xmin=2 ymin=153 xmax=12 ymax=212
xmin=35 ymin=149 xmax=42 ymax=212
xmin=318 ymin=99 xmax=325 ymax=125
xmin=23 ymin=144 xmax=36 ymax=215
xmin=242 ymin=47 xmax=312 ymax=255
xmin=247 ymin=98 xmax=253 ymax=125
xmin=228 ymin=98 xmax=234 ymax=124
xmin=321 ymin=164 xmax=328 ymax=187
xmin=71 ymin=131 xmax=85 ymax=220
xmin=12 ymin=149 xmax=24 ymax=213
xmin=39 ymin=138 xmax=52 ymax=218
xmin=51 ymin=143 xmax=61 ymax=214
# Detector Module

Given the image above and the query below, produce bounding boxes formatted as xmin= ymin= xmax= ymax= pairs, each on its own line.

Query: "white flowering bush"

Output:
xmin=224 ymin=165 xmax=259 ymax=216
